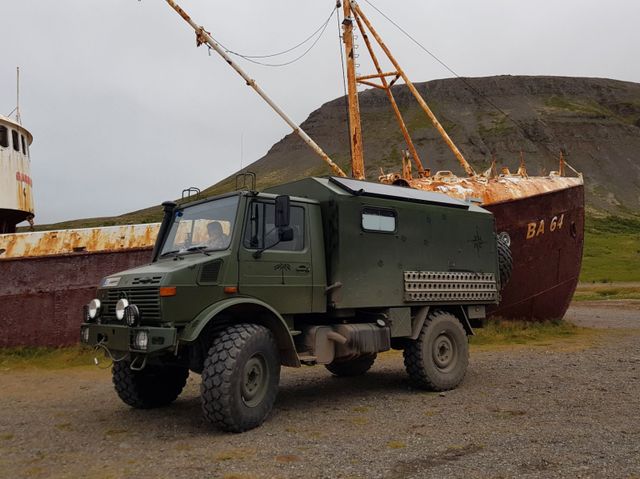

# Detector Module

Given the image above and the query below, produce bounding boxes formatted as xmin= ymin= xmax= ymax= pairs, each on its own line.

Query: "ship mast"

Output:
xmin=342 ymin=0 xmax=476 ymax=178
xmin=341 ymin=1 xmax=365 ymax=180
xmin=162 ymin=0 xmax=346 ymax=178
xmin=15 ymin=67 xmax=21 ymax=125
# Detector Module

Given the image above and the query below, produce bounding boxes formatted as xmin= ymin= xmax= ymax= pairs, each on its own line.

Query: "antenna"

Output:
xmin=240 ymin=132 xmax=244 ymax=171
xmin=15 ymin=67 xmax=21 ymax=125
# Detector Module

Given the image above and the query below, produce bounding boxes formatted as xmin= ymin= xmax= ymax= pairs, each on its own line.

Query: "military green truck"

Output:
xmin=80 ymin=176 xmax=510 ymax=432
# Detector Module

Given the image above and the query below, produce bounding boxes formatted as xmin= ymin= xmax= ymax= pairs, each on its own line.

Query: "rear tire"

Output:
xmin=403 ymin=310 xmax=468 ymax=391
xmin=201 ymin=324 xmax=280 ymax=433
xmin=112 ymin=360 xmax=189 ymax=409
xmin=325 ymin=354 xmax=376 ymax=377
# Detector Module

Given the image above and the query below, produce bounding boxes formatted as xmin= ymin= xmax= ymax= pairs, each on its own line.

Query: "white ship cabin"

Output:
xmin=0 ymin=115 xmax=34 ymax=234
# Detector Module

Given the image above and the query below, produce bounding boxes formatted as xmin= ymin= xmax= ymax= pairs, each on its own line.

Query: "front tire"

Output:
xmin=325 ymin=354 xmax=376 ymax=377
xmin=403 ymin=310 xmax=468 ymax=391
xmin=201 ymin=324 xmax=280 ymax=432
xmin=112 ymin=360 xmax=189 ymax=409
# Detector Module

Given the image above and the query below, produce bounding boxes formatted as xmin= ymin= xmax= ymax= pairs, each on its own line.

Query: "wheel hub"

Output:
xmin=241 ymin=354 xmax=268 ymax=407
xmin=433 ymin=334 xmax=456 ymax=370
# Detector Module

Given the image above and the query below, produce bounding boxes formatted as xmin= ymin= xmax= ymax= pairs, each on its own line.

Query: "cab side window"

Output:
xmin=244 ymin=201 xmax=305 ymax=251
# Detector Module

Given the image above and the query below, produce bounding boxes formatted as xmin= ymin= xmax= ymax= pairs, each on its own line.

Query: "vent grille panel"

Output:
xmin=199 ymin=260 xmax=222 ymax=284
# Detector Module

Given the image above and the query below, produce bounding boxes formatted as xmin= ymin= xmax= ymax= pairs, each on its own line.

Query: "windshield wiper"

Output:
xmin=186 ymin=245 xmax=211 ymax=256
xmin=160 ymin=250 xmax=180 ymax=257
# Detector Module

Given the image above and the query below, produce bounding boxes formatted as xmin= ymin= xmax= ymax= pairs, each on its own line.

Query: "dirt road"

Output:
xmin=1 ymin=301 xmax=639 ymax=479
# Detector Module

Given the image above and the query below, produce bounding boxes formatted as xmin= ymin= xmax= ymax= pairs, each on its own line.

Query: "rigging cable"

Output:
xmin=362 ymin=0 xmax=564 ymax=161
xmin=211 ymin=6 xmax=337 ymax=68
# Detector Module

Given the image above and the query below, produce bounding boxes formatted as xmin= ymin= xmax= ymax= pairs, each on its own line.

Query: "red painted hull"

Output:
xmin=0 ymin=249 xmax=152 ymax=347
xmin=486 ymin=184 xmax=585 ymax=320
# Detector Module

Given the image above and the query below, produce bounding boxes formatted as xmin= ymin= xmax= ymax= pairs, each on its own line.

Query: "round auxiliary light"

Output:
xmin=134 ymin=331 xmax=149 ymax=350
xmin=88 ymin=299 xmax=101 ymax=320
xmin=124 ymin=304 xmax=141 ymax=327
xmin=115 ymin=298 xmax=129 ymax=321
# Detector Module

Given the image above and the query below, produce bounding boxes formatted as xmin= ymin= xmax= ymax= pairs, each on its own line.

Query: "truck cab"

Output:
xmin=81 ymin=177 xmax=509 ymax=432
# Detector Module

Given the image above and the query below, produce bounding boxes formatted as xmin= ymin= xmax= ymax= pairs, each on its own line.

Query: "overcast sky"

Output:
xmin=1 ymin=0 xmax=639 ymax=225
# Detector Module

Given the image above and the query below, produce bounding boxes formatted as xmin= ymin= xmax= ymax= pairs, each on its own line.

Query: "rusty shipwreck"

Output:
xmin=161 ymin=0 xmax=584 ymax=321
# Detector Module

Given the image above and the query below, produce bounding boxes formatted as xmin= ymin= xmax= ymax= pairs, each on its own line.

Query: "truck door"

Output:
xmin=238 ymin=200 xmax=313 ymax=314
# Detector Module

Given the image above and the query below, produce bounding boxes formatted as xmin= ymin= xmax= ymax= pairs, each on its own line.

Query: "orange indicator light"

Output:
xmin=224 ymin=286 xmax=238 ymax=294
xmin=159 ymin=286 xmax=177 ymax=297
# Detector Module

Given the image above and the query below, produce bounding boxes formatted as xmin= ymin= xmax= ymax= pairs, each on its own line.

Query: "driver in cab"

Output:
xmin=206 ymin=221 xmax=228 ymax=249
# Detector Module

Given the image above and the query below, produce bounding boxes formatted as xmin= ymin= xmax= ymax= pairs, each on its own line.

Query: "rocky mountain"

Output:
xmin=33 ymin=75 xmax=640 ymax=231
xmin=201 ymin=75 xmax=640 ymax=215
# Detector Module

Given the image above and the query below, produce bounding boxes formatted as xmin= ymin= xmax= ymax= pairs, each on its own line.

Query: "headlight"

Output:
xmin=134 ymin=331 xmax=148 ymax=350
xmin=115 ymin=299 xmax=129 ymax=321
xmin=124 ymin=304 xmax=140 ymax=327
xmin=81 ymin=327 xmax=89 ymax=343
xmin=88 ymin=299 xmax=101 ymax=320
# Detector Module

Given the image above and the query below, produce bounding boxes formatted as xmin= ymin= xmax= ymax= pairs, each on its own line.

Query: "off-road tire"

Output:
xmin=325 ymin=353 xmax=377 ymax=377
xmin=497 ymin=236 xmax=513 ymax=288
xmin=112 ymin=361 xmax=189 ymax=409
xmin=201 ymin=323 xmax=280 ymax=433
xmin=403 ymin=310 xmax=469 ymax=391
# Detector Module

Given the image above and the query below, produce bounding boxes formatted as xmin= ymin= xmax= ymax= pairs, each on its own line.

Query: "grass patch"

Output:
xmin=470 ymin=319 xmax=583 ymax=348
xmin=581 ymin=216 xmax=640 ymax=283
xmin=0 ymin=346 xmax=95 ymax=370
xmin=573 ymin=285 xmax=640 ymax=301
xmin=350 ymin=416 xmax=370 ymax=426
xmin=544 ymin=96 xmax=612 ymax=117
xmin=387 ymin=440 xmax=406 ymax=449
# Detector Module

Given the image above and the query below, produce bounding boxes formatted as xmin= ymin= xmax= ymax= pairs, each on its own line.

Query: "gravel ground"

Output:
xmin=1 ymin=301 xmax=639 ymax=479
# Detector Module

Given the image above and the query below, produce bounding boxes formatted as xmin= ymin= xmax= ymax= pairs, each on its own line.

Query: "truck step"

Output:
xmin=298 ymin=354 xmax=317 ymax=365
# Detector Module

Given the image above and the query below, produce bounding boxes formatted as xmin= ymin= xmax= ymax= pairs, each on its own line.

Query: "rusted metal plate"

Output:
xmin=0 ymin=224 xmax=160 ymax=260
xmin=383 ymin=171 xmax=586 ymax=320
xmin=485 ymin=184 xmax=585 ymax=320
xmin=0 ymin=248 xmax=153 ymax=347
xmin=380 ymin=170 xmax=584 ymax=207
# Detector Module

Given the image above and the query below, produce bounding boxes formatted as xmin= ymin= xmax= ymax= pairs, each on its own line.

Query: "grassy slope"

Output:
xmin=580 ymin=216 xmax=640 ymax=283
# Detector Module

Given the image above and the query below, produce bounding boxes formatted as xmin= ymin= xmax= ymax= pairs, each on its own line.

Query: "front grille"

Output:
xmin=101 ymin=287 xmax=161 ymax=322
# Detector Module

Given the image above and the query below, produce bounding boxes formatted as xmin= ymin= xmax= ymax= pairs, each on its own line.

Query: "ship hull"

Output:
xmin=0 ymin=248 xmax=152 ymax=347
xmin=485 ymin=184 xmax=585 ymax=320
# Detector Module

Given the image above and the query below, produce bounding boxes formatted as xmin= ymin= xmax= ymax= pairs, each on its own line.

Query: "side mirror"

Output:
xmin=278 ymin=226 xmax=294 ymax=242
xmin=274 ymin=195 xmax=290 ymax=227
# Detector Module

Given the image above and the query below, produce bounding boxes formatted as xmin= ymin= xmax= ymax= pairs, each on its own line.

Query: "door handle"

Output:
xmin=296 ymin=265 xmax=310 ymax=273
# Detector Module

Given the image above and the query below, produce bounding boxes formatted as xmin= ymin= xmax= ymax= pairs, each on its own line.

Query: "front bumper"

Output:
xmin=80 ymin=323 xmax=177 ymax=354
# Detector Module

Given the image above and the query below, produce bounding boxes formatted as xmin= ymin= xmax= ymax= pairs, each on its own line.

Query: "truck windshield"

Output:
xmin=160 ymin=195 xmax=240 ymax=257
